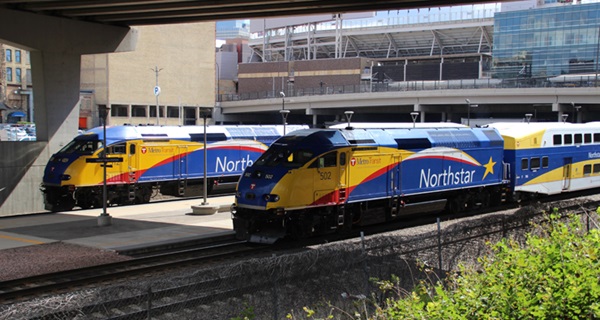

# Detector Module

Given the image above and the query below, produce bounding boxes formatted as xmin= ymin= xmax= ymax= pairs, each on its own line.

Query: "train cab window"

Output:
xmin=564 ymin=134 xmax=573 ymax=145
xmin=108 ymin=143 xmax=126 ymax=154
xmin=553 ymin=135 xmax=562 ymax=145
xmin=530 ymin=157 xmax=540 ymax=170
xmin=585 ymin=133 xmax=592 ymax=144
xmin=594 ymin=164 xmax=600 ymax=174
xmin=542 ymin=156 xmax=549 ymax=168
xmin=575 ymin=134 xmax=582 ymax=144
xmin=310 ymin=152 xmax=337 ymax=169
xmin=254 ymin=148 xmax=312 ymax=168
xmin=595 ymin=133 xmax=600 ymax=143
xmin=59 ymin=140 xmax=101 ymax=155
xmin=521 ymin=158 xmax=529 ymax=170
xmin=129 ymin=144 xmax=136 ymax=155
xmin=584 ymin=164 xmax=592 ymax=176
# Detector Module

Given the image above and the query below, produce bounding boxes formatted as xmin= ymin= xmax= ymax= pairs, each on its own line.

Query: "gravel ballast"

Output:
xmin=0 ymin=242 xmax=131 ymax=281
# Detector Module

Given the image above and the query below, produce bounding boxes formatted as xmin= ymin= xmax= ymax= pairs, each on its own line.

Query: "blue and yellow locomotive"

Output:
xmin=232 ymin=122 xmax=600 ymax=243
xmin=41 ymin=124 xmax=307 ymax=211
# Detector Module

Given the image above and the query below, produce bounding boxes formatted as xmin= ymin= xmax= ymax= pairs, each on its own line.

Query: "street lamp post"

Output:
xmin=410 ymin=112 xmax=419 ymax=128
xmin=344 ymin=110 xmax=354 ymax=129
xmin=190 ymin=107 xmax=219 ymax=215
xmin=525 ymin=113 xmax=532 ymax=124
xmin=280 ymin=109 xmax=290 ymax=135
xmin=98 ymin=105 xmax=111 ymax=226
xmin=571 ymin=102 xmax=581 ymax=123
xmin=465 ymin=98 xmax=478 ymax=127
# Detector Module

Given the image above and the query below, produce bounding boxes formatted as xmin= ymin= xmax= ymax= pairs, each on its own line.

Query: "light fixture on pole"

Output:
xmin=344 ymin=110 xmax=354 ymax=129
xmin=190 ymin=107 xmax=219 ymax=215
xmin=201 ymin=107 xmax=210 ymax=205
xmin=465 ymin=98 xmax=478 ymax=127
xmin=571 ymin=102 xmax=581 ymax=123
xmin=280 ymin=109 xmax=290 ymax=135
xmin=562 ymin=113 xmax=569 ymax=123
xmin=410 ymin=112 xmax=419 ymax=128
xmin=279 ymin=91 xmax=285 ymax=109
xmin=525 ymin=113 xmax=532 ymax=124
xmin=98 ymin=105 xmax=111 ymax=226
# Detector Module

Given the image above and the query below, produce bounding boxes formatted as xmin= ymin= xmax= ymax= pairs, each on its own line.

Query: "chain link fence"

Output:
xmin=3 ymin=202 xmax=599 ymax=320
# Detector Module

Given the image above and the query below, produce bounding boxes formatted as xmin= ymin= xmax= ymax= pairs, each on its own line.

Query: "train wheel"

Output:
xmin=447 ymin=197 xmax=465 ymax=214
xmin=143 ymin=186 xmax=152 ymax=203
xmin=78 ymin=199 xmax=93 ymax=209
xmin=478 ymin=190 xmax=491 ymax=209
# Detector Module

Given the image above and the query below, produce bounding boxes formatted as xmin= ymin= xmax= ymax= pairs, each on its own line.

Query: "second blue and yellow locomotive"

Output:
xmin=232 ymin=122 xmax=600 ymax=243
xmin=41 ymin=124 xmax=307 ymax=211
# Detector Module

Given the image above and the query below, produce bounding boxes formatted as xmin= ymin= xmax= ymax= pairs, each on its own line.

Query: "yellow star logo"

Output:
xmin=482 ymin=157 xmax=496 ymax=180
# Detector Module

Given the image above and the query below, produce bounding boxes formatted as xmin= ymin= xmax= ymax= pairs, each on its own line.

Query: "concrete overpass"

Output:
xmin=217 ymin=86 xmax=600 ymax=125
xmin=0 ymin=0 xmax=512 ymax=216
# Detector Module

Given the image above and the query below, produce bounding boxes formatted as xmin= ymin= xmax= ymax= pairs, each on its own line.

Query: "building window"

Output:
xmin=15 ymin=50 xmax=21 ymax=63
xmin=6 ymin=68 xmax=12 ymax=82
xmin=5 ymin=49 xmax=11 ymax=62
xmin=167 ymin=106 xmax=179 ymax=118
xmin=132 ymin=106 xmax=146 ymax=117
xmin=149 ymin=106 xmax=164 ymax=117
xmin=15 ymin=68 xmax=21 ymax=83
xmin=110 ymin=105 xmax=128 ymax=117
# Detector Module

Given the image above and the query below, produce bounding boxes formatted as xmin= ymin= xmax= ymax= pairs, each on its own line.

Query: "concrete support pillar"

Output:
xmin=0 ymin=7 xmax=137 ymax=216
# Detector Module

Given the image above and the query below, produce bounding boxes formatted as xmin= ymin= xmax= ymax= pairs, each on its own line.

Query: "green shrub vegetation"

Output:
xmin=382 ymin=210 xmax=600 ymax=319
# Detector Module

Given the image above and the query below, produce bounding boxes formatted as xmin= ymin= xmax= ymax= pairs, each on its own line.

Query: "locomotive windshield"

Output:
xmin=254 ymin=147 xmax=313 ymax=168
xmin=57 ymin=139 xmax=103 ymax=155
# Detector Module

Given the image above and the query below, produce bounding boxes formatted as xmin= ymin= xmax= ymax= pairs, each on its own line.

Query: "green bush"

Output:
xmin=382 ymin=210 xmax=600 ymax=319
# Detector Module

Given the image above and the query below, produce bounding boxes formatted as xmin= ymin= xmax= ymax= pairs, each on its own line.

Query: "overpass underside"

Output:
xmin=215 ymin=87 xmax=600 ymax=126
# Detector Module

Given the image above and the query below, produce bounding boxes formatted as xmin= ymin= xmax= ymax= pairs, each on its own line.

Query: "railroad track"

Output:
xmin=4 ymin=189 xmax=598 ymax=305
xmin=3 ymin=196 xmax=598 ymax=319
xmin=0 ymin=239 xmax=257 ymax=304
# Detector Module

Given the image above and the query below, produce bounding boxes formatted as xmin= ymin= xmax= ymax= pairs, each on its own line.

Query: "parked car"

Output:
xmin=19 ymin=135 xmax=36 ymax=141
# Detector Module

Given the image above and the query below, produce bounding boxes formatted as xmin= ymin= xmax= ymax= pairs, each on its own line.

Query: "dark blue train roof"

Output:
xmin=274 ymin=127 xmax=503 ymax=154
xmin=74 ymin=124 xmax=308 ymax=146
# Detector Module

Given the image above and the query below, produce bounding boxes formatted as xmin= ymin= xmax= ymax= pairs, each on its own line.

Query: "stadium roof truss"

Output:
xmin=249 ymin=18 xmax=494 ymax=62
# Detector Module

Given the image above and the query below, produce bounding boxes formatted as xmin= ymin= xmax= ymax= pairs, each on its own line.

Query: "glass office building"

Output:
xmin=493 ymin=2 xmax=600 ymax=79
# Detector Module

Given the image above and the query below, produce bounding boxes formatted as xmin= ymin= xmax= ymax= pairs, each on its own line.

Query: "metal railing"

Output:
xmin=218 ymin=75 xmax=600 ymax=102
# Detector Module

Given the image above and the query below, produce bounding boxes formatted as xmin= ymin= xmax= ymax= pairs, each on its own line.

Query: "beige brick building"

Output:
xmin=0 ymin=44 xmax=32 ymax=123
xmin=80 ymin=22 xmax=216 ymax=129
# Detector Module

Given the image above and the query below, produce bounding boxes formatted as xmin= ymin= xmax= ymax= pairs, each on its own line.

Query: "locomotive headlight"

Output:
xmin=60 ymin=174 xmax=71 ymax=181
xmin=263 ymin=194 xmax=280 ymax=202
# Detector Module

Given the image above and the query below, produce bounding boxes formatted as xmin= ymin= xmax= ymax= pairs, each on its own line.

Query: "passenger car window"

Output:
xmin=521 ymin=158 xmax=529 ymax=170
